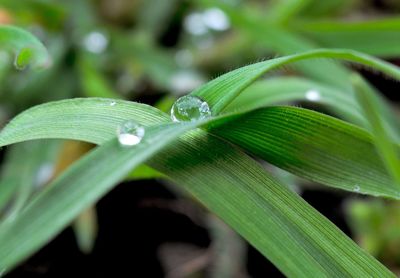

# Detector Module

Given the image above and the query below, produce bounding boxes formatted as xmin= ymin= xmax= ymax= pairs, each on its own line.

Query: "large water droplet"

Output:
xmin=305 ymin=90 xmax=321 ymax=102
xmin=117 ymin=121 xmax=145 ymax=146
xmin=171 ymin=95 xmax=211 ymax=122
xmin=354 ymin=185 xmax=360 ymax=192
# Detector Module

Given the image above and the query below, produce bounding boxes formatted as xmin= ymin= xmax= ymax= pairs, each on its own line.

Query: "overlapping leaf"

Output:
xmin=0 ymin=99 xmax=393 ymax=277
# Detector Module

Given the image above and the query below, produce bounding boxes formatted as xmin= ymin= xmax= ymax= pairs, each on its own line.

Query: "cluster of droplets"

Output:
xmin=116 ymin=96 xmax=211 ymax=147
xmin=170 ymin=95 xmax=211 ymax=122
xmin=117 ymin=121 xmax=145 ymax=147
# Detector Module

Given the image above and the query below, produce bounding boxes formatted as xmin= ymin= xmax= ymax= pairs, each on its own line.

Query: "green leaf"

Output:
xmin=224 ymin=77 xmax=364 ymax=125
xmin=352 ymin=74 xmax=400 ymax=188
xmin=72 ymin=206 xmax=98 ymax=254
xmin=293 ymin=18 xmax=400 ymax=57
xmin=147 ymin=130 xmax=393 ymax=277
xmin=0 ymin=98 xmax=394 ymax=276
xmin=208 ymin=106 xmax=400 ymax=199
xmin=0 ymin=98 xmax=168 ymax=146
xmin=192 ymin=49 xmax=400 ymax=115
xmin=0 ymin=25 xmax=51 ymax=69
xmin=0 ymin=121 xmax=199 ymax=270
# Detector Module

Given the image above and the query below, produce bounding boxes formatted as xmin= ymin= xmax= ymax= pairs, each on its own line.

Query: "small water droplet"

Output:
xmin=354 ymin=185 xmax=360 ymax=192
xmin=305 ymin=90 xmax=321 ymax=102
xmin=117 ymin=121 xmax=145 ymax=146
xmin=83 ymin=31 xmax=108 ymax=54
xmin=171 ymin=95 xmax=211 ymax=122
xmin=110 ymin=101 xmax=116 ymax=106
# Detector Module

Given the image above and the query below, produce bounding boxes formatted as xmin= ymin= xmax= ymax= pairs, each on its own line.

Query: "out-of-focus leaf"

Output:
xmin=72 ymin=206 xmax=98 ymax=254
xmin=0 ymin=140 xmax=61 ymax=217
xmin=0 ymin=25 xmax=51 ymax=69
xmin=294 ymin=18 xmax=400 ymax=57
xmin=352 ymin=74 xmax=400 ymax=188
xmin=77 ymin=56 xmax=120 ymax=99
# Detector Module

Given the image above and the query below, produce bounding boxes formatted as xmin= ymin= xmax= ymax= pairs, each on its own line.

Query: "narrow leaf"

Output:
xmin=352 ymin=74 xmax=400 ymax=188
xmin=208 ymin=106 xmax=400 ymax=198
xmin=192 ymin=49 xmax=400 ymax=114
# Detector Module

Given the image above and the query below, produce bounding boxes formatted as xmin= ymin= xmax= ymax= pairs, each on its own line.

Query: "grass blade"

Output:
xmin=192 ymin=48 xmax=400 ymax=114
xmin=0 ymin=99 xmax=394 ymax=276
xmin=208 ymin=106 xmax=400 ymax=198
xmin=352 ymin=74 xmax=400 ymax=188
xmin=0 ymin=121 xmax=198 ymax=270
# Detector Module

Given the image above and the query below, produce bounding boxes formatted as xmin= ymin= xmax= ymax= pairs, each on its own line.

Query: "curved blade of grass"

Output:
xmin=0 ymin=121 xmax=199 ymax=270
xmin=0 ymin=98 xmax=168 ymax=146
xmin=148 ymin=130 xmax=394 ymax=277
xmin=0 ymin=98 xmax=394 ymax=276
xmin=199 ymin=0 xmax=351 ymax=90
xmin=223 ymin=77 xmax=364 ymax=125
xmin=351 ymin=74 xmax=400 ymax=188
xmin=0 ymin=25 xmax=51 ymax=69
xmin=208 ymin=106 xmax=400 ymax=199
xmin=293 ymin=18 xmax=400 ymax=57
xmin=192 ymin=48 xmax=400 ymax=115
xmin=0 ymin=98 xmax=398 ymax=199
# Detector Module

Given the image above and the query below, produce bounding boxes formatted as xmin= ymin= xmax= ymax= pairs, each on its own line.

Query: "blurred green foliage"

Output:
xmin=1 ymin=0 xmax=400 ymax=275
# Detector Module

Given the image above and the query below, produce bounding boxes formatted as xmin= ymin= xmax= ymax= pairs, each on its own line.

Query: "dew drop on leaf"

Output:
xmin=354 ymin=185 xmax=360 ymax=192
xmin=110 ymin=101 xmax=116 ymax=106
xmin=117 ymin=121 xmax=145 ymax=147
xmin=170 ymin=95 xmax=211 ymax=122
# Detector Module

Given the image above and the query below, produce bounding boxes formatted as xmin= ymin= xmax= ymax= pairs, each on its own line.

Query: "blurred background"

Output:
xmin=1 ymin=0 xmax=400 ymax=277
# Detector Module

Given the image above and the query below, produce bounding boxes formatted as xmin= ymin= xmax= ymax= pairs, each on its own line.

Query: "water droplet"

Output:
xmin=169 ymin=71 xmax=205 ymax=94
xmin=171 ymin=95 xmax=211 ymax=122
xmin=202 ymin=8 xmax=230 ymax=31
xmin=305 ymin=90 xmax=321 ymax=102
xmin=14 ymin=47 xmax=33 ymax=70
xmin=110 ymin=101 xmax=116 ymax=106
xmin=354 ymin=185 xmax=360 ymax=192
xmin=83 ymin=31 xmax=108 ymax=54
xmin=117 ymin=121 xmax=145 ymax=146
